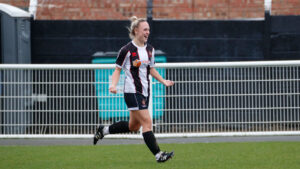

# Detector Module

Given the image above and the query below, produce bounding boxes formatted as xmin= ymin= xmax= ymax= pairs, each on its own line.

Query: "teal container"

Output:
xmin=92 ymin=51 xmax=166 ymax=120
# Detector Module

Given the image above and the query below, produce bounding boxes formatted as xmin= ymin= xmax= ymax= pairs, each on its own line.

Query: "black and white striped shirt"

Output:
xmin=116 ymin=41 xmax=155 ymax=96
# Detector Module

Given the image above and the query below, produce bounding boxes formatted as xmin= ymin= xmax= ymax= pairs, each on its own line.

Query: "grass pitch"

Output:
xmin=1 ymin=142 xmax=300 ymax=169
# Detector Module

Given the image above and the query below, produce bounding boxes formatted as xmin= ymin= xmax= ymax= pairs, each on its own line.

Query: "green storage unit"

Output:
xmin=92 ymin=51 xmax=166 ymax=120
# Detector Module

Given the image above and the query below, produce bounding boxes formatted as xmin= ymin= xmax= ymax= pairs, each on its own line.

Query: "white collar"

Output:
xmin=132 ymin=40 xmax=147 ymax=49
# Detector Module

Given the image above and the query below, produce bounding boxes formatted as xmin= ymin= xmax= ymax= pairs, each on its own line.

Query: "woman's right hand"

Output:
xmin=109 ymin=85 xmax=117 ymax=94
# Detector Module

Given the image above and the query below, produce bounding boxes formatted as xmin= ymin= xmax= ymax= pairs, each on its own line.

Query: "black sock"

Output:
xmin=108 ymin=121 xmax=130 ymax=134
xmin=142 ymin=131 xmax=161 ymax=155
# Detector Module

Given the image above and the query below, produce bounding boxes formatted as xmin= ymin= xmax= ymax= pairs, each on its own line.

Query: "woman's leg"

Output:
xmin=131 ymin=109 xmax=174 ymax=162
xmin=131 ymin=109 xmax=160 ymax=155
xmin=94 ymin=109 xmax=174 ymax=162
xmin=93 ymin=111 xmax=140 ymax=145
xmin=102 ymin=110 xmax=142 ymax=136
xmin=93 ymin=120 xmax=130 ymax=145
xmin=129 ymin=111 xmax=141 ymax=132
xmin=130 ymin=109 xmax=152 ymax=132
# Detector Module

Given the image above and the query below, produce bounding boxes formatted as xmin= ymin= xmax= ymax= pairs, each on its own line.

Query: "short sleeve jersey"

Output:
xmin=115 ymin=41 xmax=155 ymax=97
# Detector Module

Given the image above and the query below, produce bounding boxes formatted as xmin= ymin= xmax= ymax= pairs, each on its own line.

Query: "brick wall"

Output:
xmin=153 ymin=0 xmax=264 ymax=19
xmin=272 ymin=0 xmax=300 ymax=15
xmin=36 ymin=0 xmax=147 ymax=20
xmin=0 ymin=0 xmax=299 ymax=20
xmin=0 ymin=0 xmax=29 ymax=11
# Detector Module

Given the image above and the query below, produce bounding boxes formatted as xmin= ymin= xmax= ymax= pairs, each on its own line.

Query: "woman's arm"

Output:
xmin=150 ymin=67 xmax=174 ymax=87
xmin=109 ymin=67 xmax=122 ymax=94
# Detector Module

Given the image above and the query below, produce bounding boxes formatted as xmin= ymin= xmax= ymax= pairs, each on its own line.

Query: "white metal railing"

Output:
xmin=1 ymin=60 xmax=300 ymax=138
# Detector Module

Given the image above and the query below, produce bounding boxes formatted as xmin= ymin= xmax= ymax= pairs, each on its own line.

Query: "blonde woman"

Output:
xmin=93 ymin=16 xmax=174 ymax=163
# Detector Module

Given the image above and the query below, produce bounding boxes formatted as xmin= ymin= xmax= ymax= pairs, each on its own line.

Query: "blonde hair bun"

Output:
xmin=130 ymin=16 xmax=138 ymax=23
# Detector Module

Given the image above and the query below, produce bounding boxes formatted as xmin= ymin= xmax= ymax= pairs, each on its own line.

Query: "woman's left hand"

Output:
xmin=163 ymin=80 xmax=174 ymax=87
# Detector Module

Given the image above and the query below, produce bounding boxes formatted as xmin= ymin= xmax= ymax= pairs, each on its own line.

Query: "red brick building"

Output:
xmin=0 ymin=0 xmax=300 ymax=20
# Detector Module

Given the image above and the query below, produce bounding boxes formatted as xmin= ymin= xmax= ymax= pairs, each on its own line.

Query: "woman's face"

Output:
xmin=135 ymin=21 xmax=150 ymax=44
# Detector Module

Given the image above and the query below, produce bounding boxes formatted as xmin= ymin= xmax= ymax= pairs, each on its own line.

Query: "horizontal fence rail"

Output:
xmin=1 ymin=60 xmax=300 ymax=138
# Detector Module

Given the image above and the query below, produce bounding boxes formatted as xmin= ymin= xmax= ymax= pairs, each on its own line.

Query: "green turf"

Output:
xmin=1 ymin=142 xmax=300 ymax=169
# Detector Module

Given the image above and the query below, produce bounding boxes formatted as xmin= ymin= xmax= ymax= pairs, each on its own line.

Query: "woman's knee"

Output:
xmin=129 ymin=123 xmax=140 ymax=132
xmin=130 ymin=109 xmax=152 ymax=131
xmin=142 ymin=121 xmax=152 ymax=131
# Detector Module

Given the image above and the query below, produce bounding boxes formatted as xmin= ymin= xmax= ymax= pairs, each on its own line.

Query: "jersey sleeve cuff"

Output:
xmin=116 ymin=64 xmax=122 ymax=68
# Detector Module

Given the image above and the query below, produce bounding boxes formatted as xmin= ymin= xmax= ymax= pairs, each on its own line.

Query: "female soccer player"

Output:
xmin=93 ymin=16 xmax=174 ymax=163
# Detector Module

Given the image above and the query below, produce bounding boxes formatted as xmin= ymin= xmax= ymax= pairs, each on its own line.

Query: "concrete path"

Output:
xmin=1 ymin=136 xmax=300 ymax=146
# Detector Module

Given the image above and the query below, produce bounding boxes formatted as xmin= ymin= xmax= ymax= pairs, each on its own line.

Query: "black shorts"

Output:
xmin=124 ymin=93 xmax=149 ymax=110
